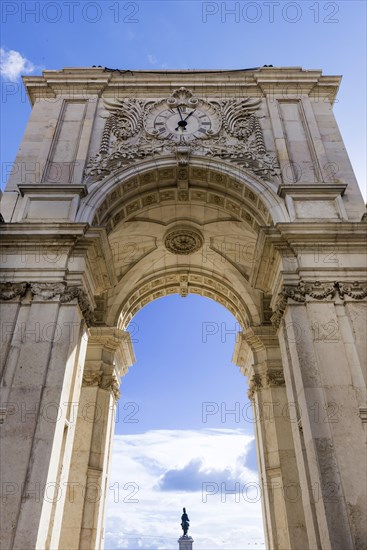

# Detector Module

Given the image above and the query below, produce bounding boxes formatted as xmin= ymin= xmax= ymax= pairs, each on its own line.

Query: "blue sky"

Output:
xmin=1 ymin=1 xmax=366 ymax=548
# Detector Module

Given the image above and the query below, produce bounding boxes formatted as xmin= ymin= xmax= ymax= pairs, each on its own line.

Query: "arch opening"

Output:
xmin=106 ymin=294 xmax=265 ymax=550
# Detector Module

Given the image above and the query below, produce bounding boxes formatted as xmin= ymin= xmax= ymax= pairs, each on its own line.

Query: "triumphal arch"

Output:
xmin=0 ymin=67 xmax=366 ymax=549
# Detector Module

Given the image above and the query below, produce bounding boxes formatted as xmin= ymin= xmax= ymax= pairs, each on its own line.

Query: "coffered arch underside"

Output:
xmin=77 ymin=157 xmax=289 ymax=230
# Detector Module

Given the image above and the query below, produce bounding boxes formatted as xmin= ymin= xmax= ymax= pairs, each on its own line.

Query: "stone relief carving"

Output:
xmin=30 ymin=282 xmax=67 ymax=300
xmin=338 ymin=281 xmax=367 ymax=300
xmin=247 ymin=369 xmax=286 ymax=400
xmin=271 ymin=280 xmax=367 ymax=328
xmin=266 ymin=370 xmax=286 ymax=387
xmin=85 ymin=88 xmax=280 ymax=182
xmin=0 ymin=282 xmax=28 ymax=300
xmin=83 ymin=370 xmax=103 ymax=386
xmin=60 ymin=286 xmax=96 ymax=326
xmin=0 ymin=281 xmax=95 ymax=326
xmin=82 ymin=370 xmax=120 ymax=400
xmin=248 ymin=373 xmax=262 ymax=399
xmin=103 ymin=98 xmax=144 ymax=142
xmin=164 ymin=227 xmax=204 ymax=255
xmin=100 ymin=374 xmax=120 ymax=400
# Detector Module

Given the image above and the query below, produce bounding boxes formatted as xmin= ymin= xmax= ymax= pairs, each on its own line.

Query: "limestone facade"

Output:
xmin=0 ymin=67 xmax=366 ymax=549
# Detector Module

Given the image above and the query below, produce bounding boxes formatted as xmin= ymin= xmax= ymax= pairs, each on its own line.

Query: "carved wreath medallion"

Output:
xmin=164 ymin=226 xmax=203 ymax=255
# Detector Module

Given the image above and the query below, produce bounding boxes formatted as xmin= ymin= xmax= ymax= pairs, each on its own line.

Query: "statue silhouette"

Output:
xmin=181 ymin=507 xmax=190 ymax=536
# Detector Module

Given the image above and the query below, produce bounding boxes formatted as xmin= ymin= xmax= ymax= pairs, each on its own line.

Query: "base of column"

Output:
xmin=178 ymin=535 xmax=194 ymax=550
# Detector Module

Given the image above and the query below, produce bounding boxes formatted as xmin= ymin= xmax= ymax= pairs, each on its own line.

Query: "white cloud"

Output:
xmin=0 ymin=47 xmax=35 ymax=81
xmin=104 ymin=429 xmax=265 ymax=549
xmin=147 ymin=54 xmax=157 ymax=66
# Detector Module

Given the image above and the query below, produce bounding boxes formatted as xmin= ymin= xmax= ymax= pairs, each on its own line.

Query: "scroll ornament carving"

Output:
xmin=85 ymin=88 xmax=279 ymax=182
xmin=271 ymin=280 xmax=367 ymax=328
xmin=60 ymin=286 xmax=95 ymax=326
xmin=0 ymin=282 xmax=28 ymax=300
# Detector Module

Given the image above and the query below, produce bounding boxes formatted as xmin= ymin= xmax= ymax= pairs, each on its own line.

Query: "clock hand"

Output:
xmin=175 ymin=122 xmax=187 ymax=131
xmin=175 ymin=108 xmax=188 ymax=131
xmin=183 ymin=109 xmax=196 ymax=122
xmin=175 ymin=109 xmax=196 ymax=131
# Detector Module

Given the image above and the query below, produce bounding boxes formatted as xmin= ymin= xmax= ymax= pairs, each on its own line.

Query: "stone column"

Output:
xmin=0 ymin=281 xmax=92 ymax=550
xmin=273 ymin=281 xmax=367 ymax=550
xmin=59 ymin=327 xmax=135 ymax=550
xmin=233 ymin=325 xmax=308 ymax=550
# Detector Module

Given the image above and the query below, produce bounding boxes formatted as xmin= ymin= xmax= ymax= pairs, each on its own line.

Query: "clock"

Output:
xmin=144 ymin=94 xmax=222 ymax=142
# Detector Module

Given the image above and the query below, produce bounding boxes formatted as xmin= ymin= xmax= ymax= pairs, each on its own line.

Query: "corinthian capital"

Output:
xmin=0 ymin=282 xmax=27 ymax=300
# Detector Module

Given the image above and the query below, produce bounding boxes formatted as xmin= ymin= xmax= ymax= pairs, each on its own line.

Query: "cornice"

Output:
xmin=250 ymin=222 xmax=367 ymax=292
xmin=22 ymin=67 xmax=342 ymax=106
xmin=0 ymin=222 xmax=90 ymax=239
xmin=18 ymin=184 xmax=87 ymax=197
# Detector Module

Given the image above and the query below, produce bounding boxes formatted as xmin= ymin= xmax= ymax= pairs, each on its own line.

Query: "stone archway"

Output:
xmin=57 ymin=159 xmax=303 ymax=549
xmin=1 ymin=67 xmax=366 ymax=550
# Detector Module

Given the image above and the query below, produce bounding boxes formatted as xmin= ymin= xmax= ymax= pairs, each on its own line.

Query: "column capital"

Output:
xmin=83 ymin=327 xmax=135 ymax=400
xmin=233 ymin=326 xmax=284 ymax=399
xmin=233 ymin=325 xmax=281 ymax=374
xmin=87 ymin=327 xmax=135 ymax=376
xmin=270 ymin=280 xmax=367 ymax=328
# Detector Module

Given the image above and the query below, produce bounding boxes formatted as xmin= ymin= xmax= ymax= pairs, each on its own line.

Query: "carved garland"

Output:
xmin=0 ymin=282 xmax=95 ymax=326
xmin=271 ymin=281 xmax=367 ymax=328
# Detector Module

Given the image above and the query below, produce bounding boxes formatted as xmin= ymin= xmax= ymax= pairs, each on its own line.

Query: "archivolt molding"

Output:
xmin=115 ymin=269 xmax=254 ymax=329
xmin=271 ymin=280 xmax=367 ymax=328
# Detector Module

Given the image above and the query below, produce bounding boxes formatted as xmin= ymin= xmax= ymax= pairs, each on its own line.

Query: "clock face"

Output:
xmin=145 ymin=103 xmax=220 ymax=142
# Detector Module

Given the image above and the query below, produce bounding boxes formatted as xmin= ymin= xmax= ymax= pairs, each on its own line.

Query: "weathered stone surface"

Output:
xmin=0 ymin=67 xmax=366 ymax=550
